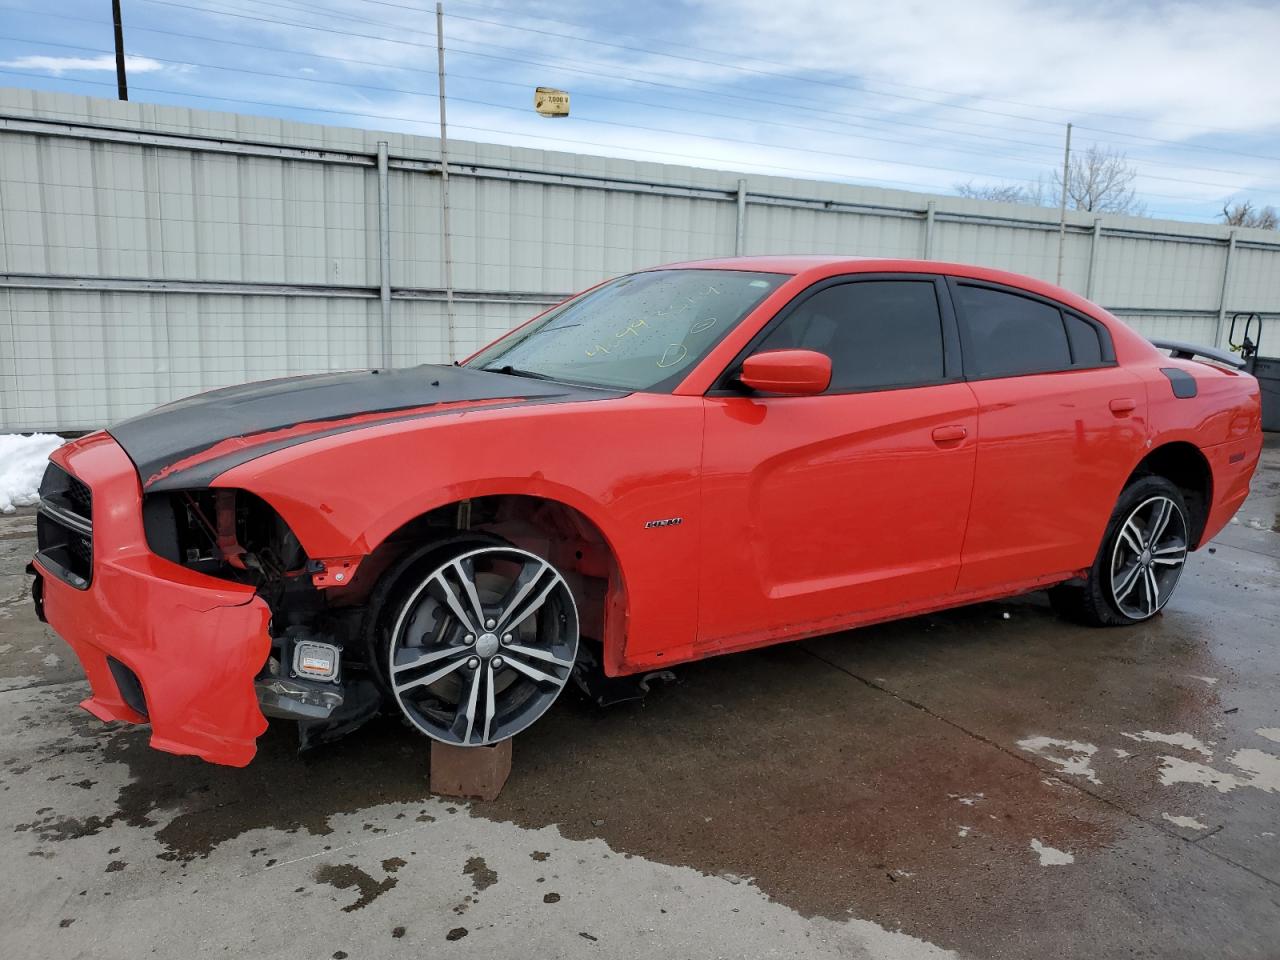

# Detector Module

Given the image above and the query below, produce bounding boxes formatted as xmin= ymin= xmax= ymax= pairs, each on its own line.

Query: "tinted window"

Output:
xmin=755 ymin=280 xmax=945 ymax=391
xmin=955 ymin=284 xmax=1071 ymax=378
xmin=1064 ymin=312 xmax=1104 ymax=366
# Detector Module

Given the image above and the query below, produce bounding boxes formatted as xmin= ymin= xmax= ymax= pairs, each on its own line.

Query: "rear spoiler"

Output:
xmin=1149 ymin=338 xmax=1246 ymax=370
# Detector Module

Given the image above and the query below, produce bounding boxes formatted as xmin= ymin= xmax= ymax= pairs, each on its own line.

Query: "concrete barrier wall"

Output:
xmin=3 ymin=88 xmax=1277 ymax=431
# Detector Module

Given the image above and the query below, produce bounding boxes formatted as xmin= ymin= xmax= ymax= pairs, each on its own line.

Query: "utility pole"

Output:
xmin=111 ymin=0 xmax=128 ymax=100
xmin=1055 ymin=121 xmax=1072 ymax=285
xmin=436 ymin=1 xmax=456 ymax=360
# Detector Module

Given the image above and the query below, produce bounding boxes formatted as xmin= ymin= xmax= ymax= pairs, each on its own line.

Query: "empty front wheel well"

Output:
xmin=1126 ymin=442 xmax=1213 ymax=547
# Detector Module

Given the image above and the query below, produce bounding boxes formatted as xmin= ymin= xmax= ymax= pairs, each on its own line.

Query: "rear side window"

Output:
xmin=755 ymin=280 xmax=945 ymax=391
xmin=955 ymin=284 xmax=1070 ymax=378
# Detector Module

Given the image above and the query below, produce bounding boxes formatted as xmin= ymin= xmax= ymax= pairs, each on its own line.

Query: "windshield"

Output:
xmin=467 ymin=269 xmax=787 ymax=391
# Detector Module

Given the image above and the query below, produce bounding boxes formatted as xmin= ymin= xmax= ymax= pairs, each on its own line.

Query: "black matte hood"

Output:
xmin=108 ymin=364 xmax=621 ymax=490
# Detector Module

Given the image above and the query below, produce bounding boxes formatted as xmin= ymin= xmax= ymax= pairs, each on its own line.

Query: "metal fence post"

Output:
xmin=377 ymin=141 xmax=392 ymax=367
xmin=1214 ymin=229 xmax=1237 ymax=347
xmin=1086 ymin=218 xmax=1102 ymax=299
xmin=923 ymin=201 xmax=936 ymax=259
xmin=735 ymin=179 xmax=747 ymax=255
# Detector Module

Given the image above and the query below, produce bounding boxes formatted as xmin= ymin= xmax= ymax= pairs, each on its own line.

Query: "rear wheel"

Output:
xmin=382 ymin=544 xmax=579 ymax=746
xmin=1050 ymin=476 xmax=1190 ymax=626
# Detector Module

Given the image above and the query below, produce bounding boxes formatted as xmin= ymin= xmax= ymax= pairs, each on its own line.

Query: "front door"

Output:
xmin=697 ymin=276 xmax=978 ymax=651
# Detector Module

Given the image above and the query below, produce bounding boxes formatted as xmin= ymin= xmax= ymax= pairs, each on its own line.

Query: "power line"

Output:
xmin=1 ymin=5 xmax=1273 ymax=202
xmin=0 ymin=65 xmax=1238 ymax=212
xmin=13 ymin=3 xmax=1053 ymax=159
xmin=11 ymin=0 xmax=1273 ymax=186
xmin=430 ymin=37 xmax=1280 ymax=185
xmin=329 ymin=0 xmax=1276 ymax=140
xmin=0 ymin=61 xmax=1221 ymax=222
xmin=124 ymin=0 xmax=1280 ymax=167
xmin=0 ymin=34 xmax=1079 ymax=174
xmin=0 ymin=61 xmax=1045 ymax=189
xmin=0 ymin=68 xmax=1001 ymax=194
xmin=219 ymin=0 xmax=1280 ymax=177
xmin=254 ymin=0 xmax=1280 ymax=165
xmin=3 ymin=29 xmax=1264 ymax=199
xmin=2 ymin=7 xmax=1083 ymax=180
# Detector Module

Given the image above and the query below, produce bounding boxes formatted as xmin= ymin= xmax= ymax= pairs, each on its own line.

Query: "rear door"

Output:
xmin=697 ymin=275 xmax=978 ymax=649
xmin=949 ymin=279 xmax=1148 ymax=592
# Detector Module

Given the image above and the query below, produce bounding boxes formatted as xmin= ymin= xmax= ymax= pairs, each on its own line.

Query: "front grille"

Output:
xmin=64 ymin=474 xmax=92 ymax=518
xmin=36 ymin=462 xmax=94 ymax=589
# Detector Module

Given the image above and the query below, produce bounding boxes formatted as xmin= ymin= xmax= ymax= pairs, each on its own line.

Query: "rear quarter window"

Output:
xmin=1064 ymin=312 xmax=1104 ymax=366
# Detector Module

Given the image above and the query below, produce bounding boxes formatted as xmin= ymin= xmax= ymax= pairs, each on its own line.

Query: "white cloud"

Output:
xmin=693 ymin=0 xmax=1280 ymax=135
xmin=1 ymin=54 xmax=166 ymax=76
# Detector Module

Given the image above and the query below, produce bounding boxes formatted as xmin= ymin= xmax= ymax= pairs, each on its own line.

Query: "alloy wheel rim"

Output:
xmin=1108 ymin=495 xmax=1188 ymax=620
xmin=387 ymin=546 xmax=578 ymax=745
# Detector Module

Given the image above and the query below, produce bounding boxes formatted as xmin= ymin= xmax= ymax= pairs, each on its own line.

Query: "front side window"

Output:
xmin=467 ymin=269 xmax=786 ymax=391
xmin=753 ymin=280 xmax=946 ymax=391
xmin=954 ymin=284 xmax=1072 ymax=378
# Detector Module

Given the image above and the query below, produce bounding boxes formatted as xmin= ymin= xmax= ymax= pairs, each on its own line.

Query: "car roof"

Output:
xmin=653 ymin=255 xmax=1113 ymax=324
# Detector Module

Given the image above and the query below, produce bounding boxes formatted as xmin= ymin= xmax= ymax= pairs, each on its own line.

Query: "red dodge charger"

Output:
xmin=29 ymin=257 xmax=1263 ymax=766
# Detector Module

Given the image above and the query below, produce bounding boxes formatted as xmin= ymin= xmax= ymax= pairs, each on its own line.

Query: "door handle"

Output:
xmin=931 ymin=425 xmax=967 ymax=444
xmin=1109 ymin=398 xmax=1137 ymax=415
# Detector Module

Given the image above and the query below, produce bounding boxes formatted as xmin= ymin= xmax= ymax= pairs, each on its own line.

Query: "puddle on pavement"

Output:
xmin=14 ymin=707 xmax=433 ymax=860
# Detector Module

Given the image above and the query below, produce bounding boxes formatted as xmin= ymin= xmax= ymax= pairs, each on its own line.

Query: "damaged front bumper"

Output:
xmin=30 ymin=433 xmax=273 ymax=767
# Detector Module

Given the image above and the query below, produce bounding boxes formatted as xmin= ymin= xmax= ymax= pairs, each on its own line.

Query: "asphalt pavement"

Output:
xmin=1 ymin=442 xmax=1277 ymax=959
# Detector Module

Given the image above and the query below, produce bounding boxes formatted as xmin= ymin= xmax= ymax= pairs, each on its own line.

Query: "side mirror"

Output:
xmin=738 ymin=349 xmax=831 ymax=396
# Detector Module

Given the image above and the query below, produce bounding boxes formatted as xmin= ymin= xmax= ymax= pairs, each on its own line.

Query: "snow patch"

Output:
xmin=1161 ymin=813 xmax=1209 ymax=831
xmin=1030 ymin=839 xmax=1074 ymax=866
xmin=0 ymin=434 xmax=63 ymax=514
xmin=1123 ymin=730 xmax=1213 ymax=757
xmin=1017 ymin=736 xmax=1101 ymax=784
xmin=957 ymin=826 xmax=971 ymax=838
xmin=1113 ymin=748 xmax=1131 ymax=758
xmin=947 ymin=792 xmax=984 ymax=806
xmin=1255 ymin=728 xmax=1280 ymax=744
xmin=1185 ymin=675 xmax=1219 ymax=686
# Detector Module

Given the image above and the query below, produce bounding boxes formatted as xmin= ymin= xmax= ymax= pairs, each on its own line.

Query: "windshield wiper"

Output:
xmin=479 ymin=364 xmax=562 ymax=382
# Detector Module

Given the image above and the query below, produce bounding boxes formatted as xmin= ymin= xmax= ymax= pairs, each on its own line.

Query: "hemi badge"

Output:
xmin=644 ymin=517 xmax=683 ymax=529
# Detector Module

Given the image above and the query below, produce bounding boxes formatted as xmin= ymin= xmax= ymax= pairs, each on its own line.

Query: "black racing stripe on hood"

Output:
xmin=107 ymin=364 xmax=623 ymax=490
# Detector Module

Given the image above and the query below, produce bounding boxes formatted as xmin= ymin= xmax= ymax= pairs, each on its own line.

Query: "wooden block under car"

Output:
xmin=430 ymin=739 xmax=512 ymax=801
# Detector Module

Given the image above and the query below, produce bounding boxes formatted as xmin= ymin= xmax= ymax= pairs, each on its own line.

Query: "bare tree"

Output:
xmin=1053 ymin=144 xmax=1145 ymax=215
xmin=1221 ymin=200 xmax=1279 ymax=230
xmin=954 ymin=178 xmax=1047 ymax=206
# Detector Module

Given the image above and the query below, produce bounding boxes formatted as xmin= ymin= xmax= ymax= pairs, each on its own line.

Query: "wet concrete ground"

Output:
xmin=1 ymin=442 xmax=1278 ymax=959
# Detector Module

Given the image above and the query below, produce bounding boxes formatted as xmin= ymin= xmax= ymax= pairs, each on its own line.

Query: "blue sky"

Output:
xmin=1 ymin=0 xmax=1277 ymax=223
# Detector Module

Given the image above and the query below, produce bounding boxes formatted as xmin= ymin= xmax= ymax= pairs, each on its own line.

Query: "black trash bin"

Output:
xmin=1230 ymin=314 xmax=1279 ymax=433
xmin=1255 ymin=355 xmax=1280 ymax=433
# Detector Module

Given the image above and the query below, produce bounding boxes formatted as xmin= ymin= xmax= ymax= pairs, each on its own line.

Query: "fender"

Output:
xmin=210 ymin=392 xmax=707 ymax=674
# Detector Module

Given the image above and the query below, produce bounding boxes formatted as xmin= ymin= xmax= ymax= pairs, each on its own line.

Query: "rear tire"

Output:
xmin=1049 ymin=476 xmax=1190 ymax=627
